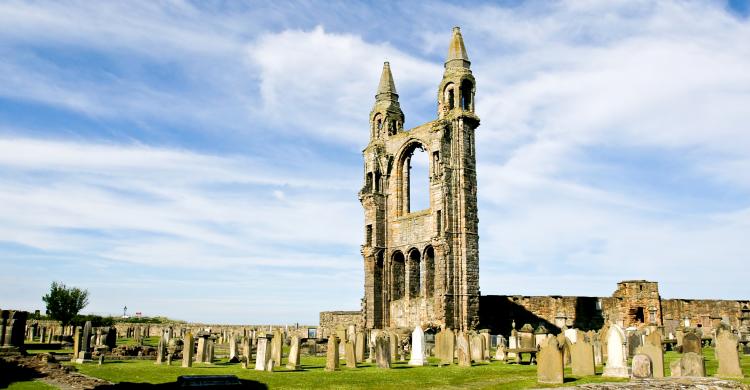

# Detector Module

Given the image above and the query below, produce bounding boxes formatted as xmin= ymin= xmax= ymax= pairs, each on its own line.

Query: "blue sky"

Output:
xmin=1 ymin=1 xmax=749 ymax=324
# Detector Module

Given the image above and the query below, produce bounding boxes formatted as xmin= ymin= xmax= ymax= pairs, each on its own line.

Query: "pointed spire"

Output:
xmin=445 ymin=27 xmax=470 ymax=69
xmin=376 ymin=61 xmax=398 ymax=101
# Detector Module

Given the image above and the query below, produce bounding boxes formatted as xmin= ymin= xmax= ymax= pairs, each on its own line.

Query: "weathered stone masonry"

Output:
xmin=361 ymin=27 xmax=480 ymax=331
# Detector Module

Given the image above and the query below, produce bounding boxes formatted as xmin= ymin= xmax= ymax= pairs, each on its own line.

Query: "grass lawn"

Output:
xmin=8 ymin=346 xmax=748 ymax=389
xmin=69 ymin=356 xmax=625 ymax=389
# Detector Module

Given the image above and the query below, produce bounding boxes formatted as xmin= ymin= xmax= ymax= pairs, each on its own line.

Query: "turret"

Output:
xmin=438 ymin=27 xmax=476 ymax=119
xmin=370 ymin=62 xmax=405 ymax=139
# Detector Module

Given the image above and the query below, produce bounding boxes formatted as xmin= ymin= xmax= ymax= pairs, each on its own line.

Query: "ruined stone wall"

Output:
xmin=660 ymin=299 xmax=749 ymax=335
xmin=318 ymin=311 xmax=363 ymax=338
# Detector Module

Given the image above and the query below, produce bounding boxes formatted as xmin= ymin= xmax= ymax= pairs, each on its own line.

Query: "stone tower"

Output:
xmin=361 ymin=27 xmax=480 ymax=331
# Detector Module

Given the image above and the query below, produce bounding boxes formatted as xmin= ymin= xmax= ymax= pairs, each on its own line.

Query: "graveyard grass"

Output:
xmin=29 ymin=347 xmax=744 ymax=390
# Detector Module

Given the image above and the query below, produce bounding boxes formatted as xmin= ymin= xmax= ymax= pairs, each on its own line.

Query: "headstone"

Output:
xmin=715 ymin=329 xmax=744 ymax=378
xmin=457 ymin=331 xmax=471 ymax=367
xmin=228 ymin=335 xmax=239 ymax=363
xmin=627 ymin=332 xmax=642 ymax=357
xmin=564 ymin=328 xmax=578 ymax=344
xmin=76 ymin=321 xmax=93 ymax=363
xmin=592 ymin=339 xmax=603 ymax=366
xmin=570 ymin=339 xmax=595 ymax=376
xmin=325 ymin=336 xmax=339 ymax=371
xmin=679 ymin=351 xmax=705 ymax=377
xmin=494 ymin=345 xmax=506 ymax=361
xmin=206 ymin=340 xmax=215 ymax=364
xmin=507 ymin=330 xmax=518 ymax=361
xmin=537 ymin=336 xmax=564 ymax=384
xmin=271 ymin=329 xmax=283 ymax=366
xmin=438 ymin=329 xmax=455 ymax=365
xmin=602 ymin=325 xmax=629 ymax=378
xmin=631 ymin=353 xmax=652 ymax=379
xmin=98 ymin=354 xmax=104 ymax=365
xmin=286 ymin=335 xmax=301 ymax=370
xmin=254 ymin=334 xmax=273 ymax=371
xmin=682 ymin=332 xmax=701 ymax=354
xmin=195 ymin=335 xmax=208 ymax=363
xmin=345 ymin=340 xmax=357 ymax=368
xmin=155 ymin=336 xmax=165 ymax=364
xmin=354 ymin=331 xmax=365 ymax=363
xmin=105 ymin=327 xmax=117 ymax=349
xmin=72 ymin=327 xmax=81 ymax=359
xmin=242 ymin=338 xmax=252 ymax=367
xmin=375 ymin=334 xmax=391 ymax=369
xmin=182 ymin=333 xmax=194 ymax=368
xmin=479 ymin=330 xmax=491 ymax=361
xmin=637 ymin=331 xmax=664 ymax=378
xmin=408 ymin=326 xmax=427 ymax=366
xmin=469 ymin=332 xmax=484 ymax=363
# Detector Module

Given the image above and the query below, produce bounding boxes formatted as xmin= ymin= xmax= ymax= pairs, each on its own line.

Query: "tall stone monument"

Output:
xmin=361 ymin=26 xmax=481 ymax=331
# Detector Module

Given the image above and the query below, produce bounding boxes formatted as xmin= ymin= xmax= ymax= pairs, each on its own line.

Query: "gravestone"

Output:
xmin=195 ymin=334 xmax=208 ymax=363
xmin=571 ymin=339 xmax=595 ymax=376
xmin=637 ymin=331 xmax=664 ymax=378
xmin=507 ymin=330 xmax=518 ymax=361
xmin=286 ymin=335 xmax=301 ymax=370
xmin=206 ymin=339 xmax=215 ymax=364
xmin=155 ymin=336 xmax=165 ymax=365
xmin=438 ymin=329 xmax=455 ymax=365
xmin=355 ymin=331 xmax=365 ymax=363
xmin=494 ymin=345 xmax=506 ymax=361
xmin=242 ymin=338 xmax=252 ymax=367
xmin=679 ymin=351 xmax=705 ymax=377
xmin=716 ymin=329 xmax=743 ymax=378
xmin=457 ymin=331 xmax=471 ymax=367
xmin=627 ymin=332 xmax=642 ymax=357
xmin=470 ymin=332 xmax=484 ymax=363
xmin=631 ymin=353 xmax=652 ymax=379
xmin=593 ymin=339 xmax=603 ymax=366
xmin=479 ymin=330 xmax=491 ymax=361
xmin=73 ymin=327 xmax=81 ymax=359
xmin=228 ymin=335 xmax=239 ymax=363
xmin=537 ymin=336 xmax=564 ymax=384
xmin=325 ymin=336 xmax=339 ymax=371
xmin=375 ymin=334 xmax=391 ymax=369
xmin=602 ymin=325 xmax=629 ymax=378
xmin=408 ymin=326 xmax=427 ymax=366
xmin=682 ymin=332 xmax=701 ymax=354
xmin=76 ymin=321 xmax=93 ymax=363
xmin=254 ymin=334 xmax=273 ymax=371
xmin=105 ymin=327 xmax=117 ymax=349
xmin=182 ymin=333 xmax=194 ymax=368
xmin=271 ymin=329 xmax=283 ymax=366
xmin=345 ymin=340 xmax=357 ymax=368
xmin=564 ymin=328 xmax=578 ymax=344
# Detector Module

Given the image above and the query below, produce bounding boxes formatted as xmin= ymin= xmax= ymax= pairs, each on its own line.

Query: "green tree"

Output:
xmin=41 ymin=281 xmax=89 ymax=327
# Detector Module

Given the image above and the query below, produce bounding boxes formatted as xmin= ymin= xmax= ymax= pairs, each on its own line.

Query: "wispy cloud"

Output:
xmin=0 ymin=1 xmax=748 ymax=322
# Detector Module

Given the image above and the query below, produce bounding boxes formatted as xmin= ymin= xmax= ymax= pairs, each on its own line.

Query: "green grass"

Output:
xmin=70 ymin=356 xmax=627 ymax=390
xmin=6 ymin=381 xmax=57 ymax=390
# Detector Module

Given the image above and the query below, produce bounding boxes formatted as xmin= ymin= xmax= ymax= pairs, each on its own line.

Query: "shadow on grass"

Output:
xmin=0 ymin=358 xmax=44 ymax=388
xmin=94 ymin=379 xmax=267 ymax=389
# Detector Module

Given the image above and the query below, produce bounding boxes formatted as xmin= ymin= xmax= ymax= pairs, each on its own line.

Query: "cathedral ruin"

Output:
xmin=360 ymin=27 xmax=480 ymax=331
